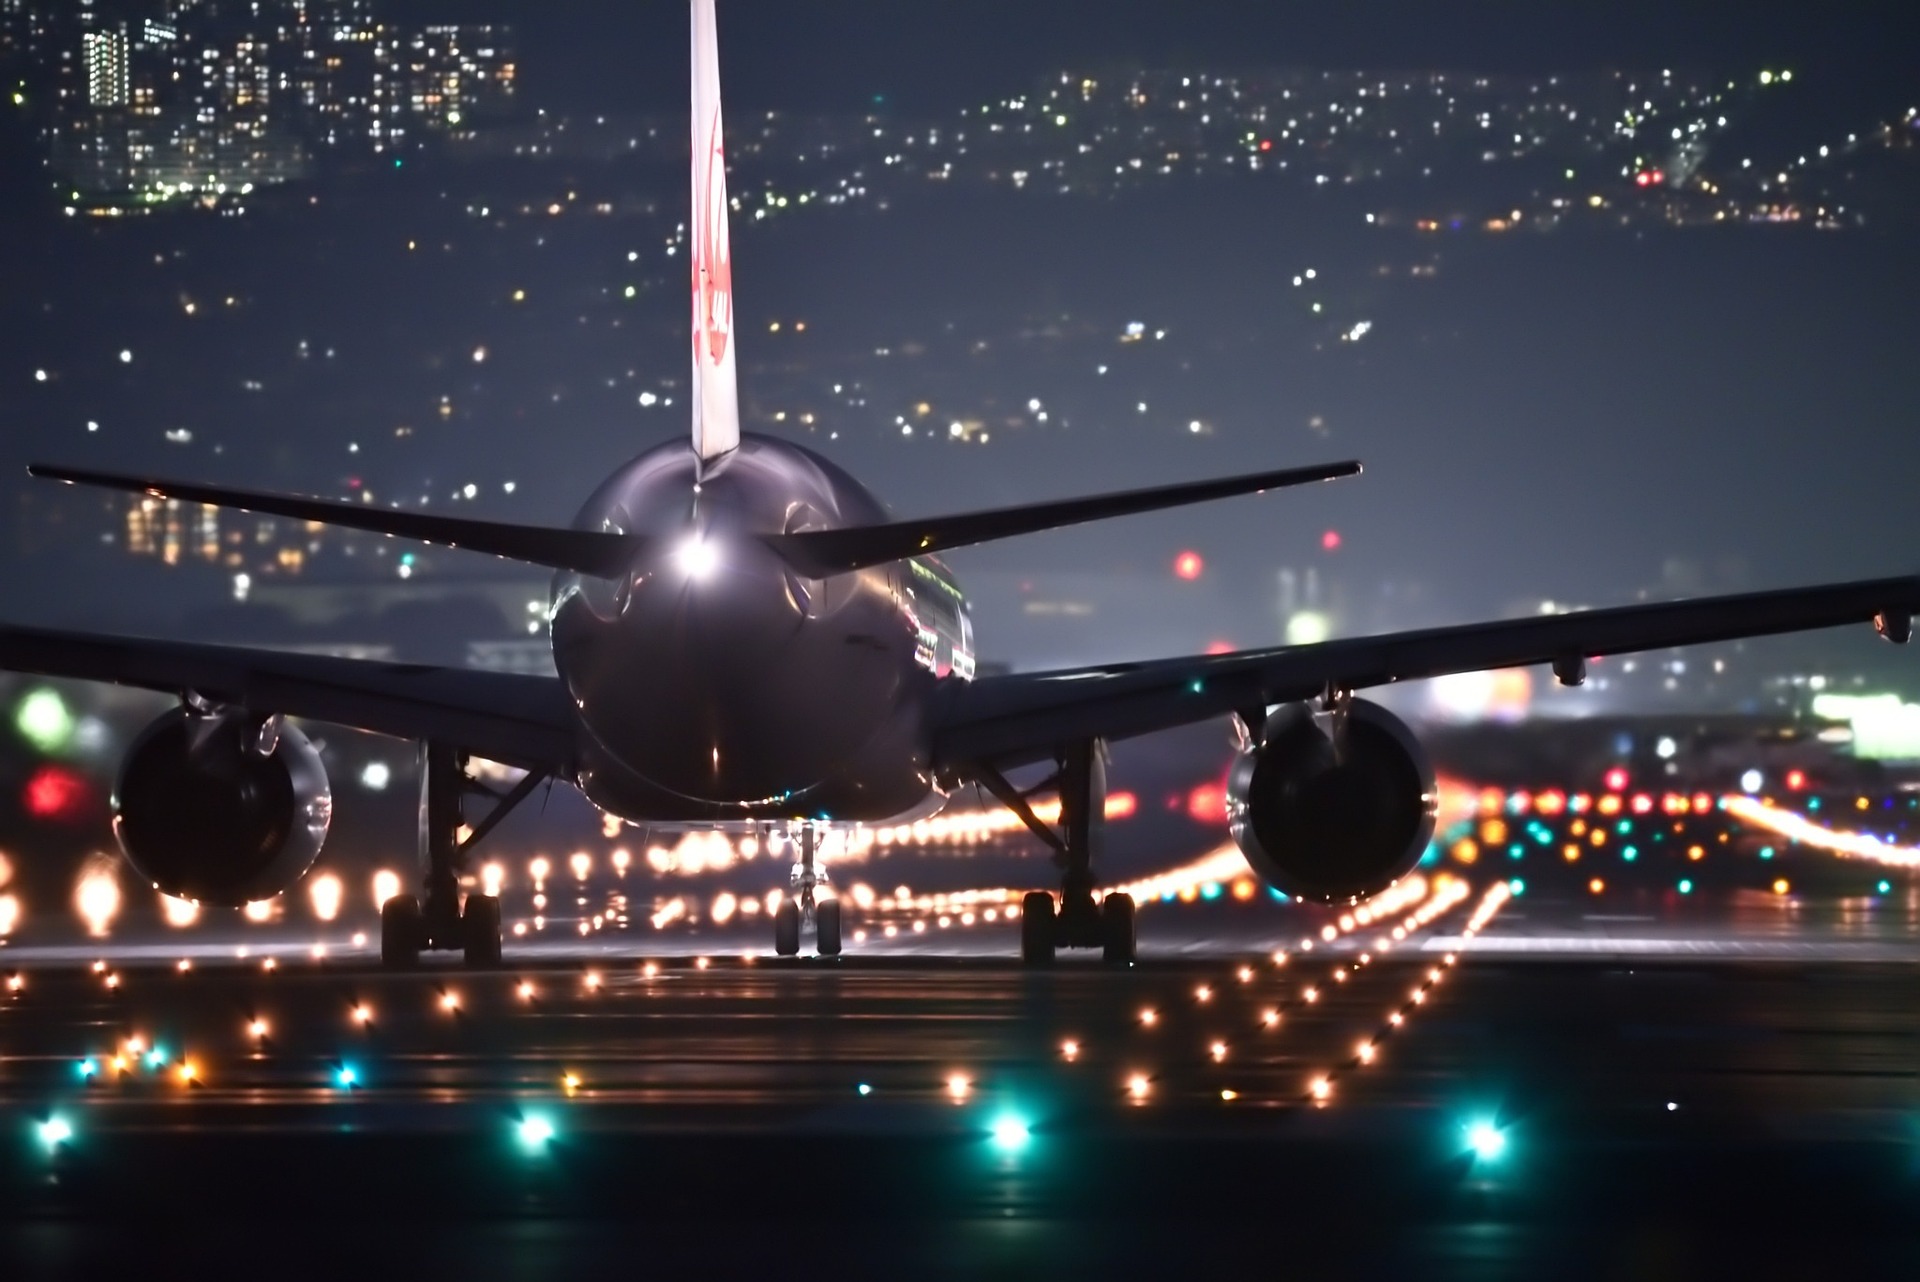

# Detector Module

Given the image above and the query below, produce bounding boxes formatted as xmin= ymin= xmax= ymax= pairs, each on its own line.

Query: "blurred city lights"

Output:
xmin=14 ymin=687 xmax=74 ymax=752
xmin=946 ymin=1073 xmax=971 ymax=1102
xmin=23 ymin=765 xmax=88 ymax=819
xmin=38 ymin=1116 xmax=73 ymax=1149
xmin=517 ymin=1115 xmax=555 ymax=1148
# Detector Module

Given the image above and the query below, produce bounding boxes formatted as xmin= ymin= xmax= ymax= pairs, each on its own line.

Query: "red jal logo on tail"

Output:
xmin=694 ymin=108 xmax=732 ymax=366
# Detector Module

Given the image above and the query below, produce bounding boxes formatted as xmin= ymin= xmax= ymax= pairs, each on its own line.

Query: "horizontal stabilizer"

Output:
xmin=29 ymin=464 xmax=640 ymax=578
xmin=761 ymin=458 xmax=1362 ymax=577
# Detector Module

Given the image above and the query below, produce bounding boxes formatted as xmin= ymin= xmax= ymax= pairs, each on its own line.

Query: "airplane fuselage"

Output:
xmin=551 ymin=433 xmax=975 ymax=826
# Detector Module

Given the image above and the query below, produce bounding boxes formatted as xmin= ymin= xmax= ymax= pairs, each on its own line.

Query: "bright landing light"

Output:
xmin=38 ymin=1116 xmax=72 ymax=1148
xmin=675 ymin=535 xmax=718 ymax=579
xmin=1466 ymin=1119 xmax=1507 ymax=1160
xmin=518 ymin=1115 xmax=556 ymax=1147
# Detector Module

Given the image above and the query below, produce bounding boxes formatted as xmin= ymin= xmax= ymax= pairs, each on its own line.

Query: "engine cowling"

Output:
xmin=111 ymin=708 xmax=332 ymax=906
xmin=1227 ymin=699 xmax=1437 ymax=905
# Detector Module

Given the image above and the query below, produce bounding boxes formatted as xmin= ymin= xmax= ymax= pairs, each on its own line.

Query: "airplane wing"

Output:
xmin=0 ymin=623 xmax=576 ymax=773
xmin=28 ymin=464 xmax=642 ymax=578
xmin=930 ymin=574 xmax=1920 ymax=771
xmin=29 ymin=456 xmax=1359 ymax=581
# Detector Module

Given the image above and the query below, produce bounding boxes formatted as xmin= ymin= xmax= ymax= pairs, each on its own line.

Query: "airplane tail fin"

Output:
xmin=690 ymin=0 xmax=740 ymax=465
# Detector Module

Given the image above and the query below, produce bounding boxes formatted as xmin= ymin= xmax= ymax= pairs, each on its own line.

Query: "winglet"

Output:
xmin=690 ymin=0 xmax=740 ymax=465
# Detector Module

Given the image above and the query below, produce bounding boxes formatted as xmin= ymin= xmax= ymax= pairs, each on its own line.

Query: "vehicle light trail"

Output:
xmin=1724 ymin=795 xmax=1920 ymax=868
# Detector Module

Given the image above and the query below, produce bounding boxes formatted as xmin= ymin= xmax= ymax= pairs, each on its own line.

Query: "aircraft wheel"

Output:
xmin=1100 ymin=892 xmax=1137 ymax=965
xmin=816 ymin=897 xmax=843 ymax=956
xmin=462 ymin=893 xmax=503 ymax=969
xmin=774 ymin=899 xmax=801 ymax=956
xmin=1020 ymin=891 xmax=1057 ymax=966
xmin=381 ymin=894 xmax=424 ymax=970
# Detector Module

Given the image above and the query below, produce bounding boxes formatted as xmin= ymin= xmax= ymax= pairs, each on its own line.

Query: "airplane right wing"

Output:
xmin=931 ymin=574 xmax=1920 ymax=772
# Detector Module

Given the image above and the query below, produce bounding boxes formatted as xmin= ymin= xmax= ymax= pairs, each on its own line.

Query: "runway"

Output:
xmin=7 ymin=875 xmax=1920 ymax=1275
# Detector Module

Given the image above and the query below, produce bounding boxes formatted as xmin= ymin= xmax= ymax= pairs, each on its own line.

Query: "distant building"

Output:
xmin=20 ymin=0 xmax=514 ymax=208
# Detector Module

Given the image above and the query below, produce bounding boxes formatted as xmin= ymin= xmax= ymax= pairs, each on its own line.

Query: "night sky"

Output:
xmin=394 ymin=0 xmax=1915 ymax=117
xmin=4 ymin=0 xmax=1919 ymax=680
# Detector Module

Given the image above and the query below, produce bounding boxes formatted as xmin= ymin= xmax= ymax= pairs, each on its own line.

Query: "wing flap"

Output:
xmin=934 ymin=574 xmax=1920 ymax=769
xmin=0 ymin=623 xmax=576 ymax=772
xmin=29 ymin=464 xmax=639 ymax=578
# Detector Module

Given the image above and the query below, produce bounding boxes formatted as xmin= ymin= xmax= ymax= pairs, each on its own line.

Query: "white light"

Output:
xmin=518 ymin=1115 xmax=555 ymax=1146
xmin=1466 ymin=1120 xmax=1506 ymax=1160
xmin=1655 ymin=736 xmax=1678 ymax=760
xmin=676 ymin=536 xmax=718 ymax=579
xmin=118 ymin=349 xmax=132 ymax=364
xmin=39 ymin=1116 xmax=72 ymax=1147
xmin=372 ymin=869 xmax=402 ymax=910
xmin=1740 ymin=768 xmax=1763 ymax=795
xmin=360 ymin=761 xmax=391 ymax=791
xmin=990 ymin=1116 xmax=1031 ymax=1151
xmin=75 ymin=866 xmax=120 ymax=937
xmin=308 ymin=873 xmax=343 ymax=922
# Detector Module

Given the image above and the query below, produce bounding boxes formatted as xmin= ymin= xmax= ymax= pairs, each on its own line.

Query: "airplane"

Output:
xmin=5 ymin=0 xmax=1918 ymax=969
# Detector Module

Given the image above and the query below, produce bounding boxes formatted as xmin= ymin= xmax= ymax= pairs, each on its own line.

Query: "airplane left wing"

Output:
xmin=0 ymin=623 xmax=577 ymax=773
xmin=931 ymin=574 xmax=1920 ymax=771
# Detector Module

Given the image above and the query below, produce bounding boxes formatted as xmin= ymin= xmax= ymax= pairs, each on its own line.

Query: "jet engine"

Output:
xmin=1227 ymin=699 xmax=1437 ymax=904
xmin=111 ymin=708 xmax=332 ymax=906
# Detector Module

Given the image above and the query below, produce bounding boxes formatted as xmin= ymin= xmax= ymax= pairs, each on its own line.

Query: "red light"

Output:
xmin=1785 ymin=770 xmax=1806 ymax=790
xmin=24 ymin=765 xmax=87 ymax=820
xmin=1635 ymin=171 xmax=1655 ymax=187
xmin=1186 ymin=784 xmax=1226 ymax=825
xmin=1104 ymin=791 xmax=1137 ymax=820
xmin=1321 ymin=529 xmax=1341 ymax=552
xmin=1174 ymin=550 xmax=1204 ymax=581
xmin=1604 ymin=767 xmax=1628 ymax=792
xmin=1205 ymin=640 xmax=1234 ymax=656
xmin=1258 ymin=139 xmax=1272 ymax=152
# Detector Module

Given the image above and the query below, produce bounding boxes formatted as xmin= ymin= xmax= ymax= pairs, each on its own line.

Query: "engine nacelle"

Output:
xmin=1227 ymin=699 xmax=1437 ymax=905
xmin=112 ymin=708 xmax=332 ymax=906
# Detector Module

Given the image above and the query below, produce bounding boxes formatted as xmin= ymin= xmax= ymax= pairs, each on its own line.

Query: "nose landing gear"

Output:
xmin=772 ymin=824 xmax=841 ymax=957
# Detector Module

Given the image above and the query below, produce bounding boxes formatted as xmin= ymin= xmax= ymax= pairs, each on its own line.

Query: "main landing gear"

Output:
xmin=773 ymin=825 xmax=841 ymax=958
xmin=381 ymin=742 xmax=546 ymax=970
xmin=977 ymin=739 xmax=1136 ymax=966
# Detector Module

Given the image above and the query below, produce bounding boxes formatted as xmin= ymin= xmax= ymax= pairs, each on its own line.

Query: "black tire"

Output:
xmin=1100 ymin=892 xmax=1137 ymax=965
xmin=774 ymin=900 xmax=801 ymax=956
xmin=381 ymin=894 xmax=423 ymax=970
xmin=462 ymin=893 xmax=503 ymax=969
xmin=816 ymin=897 xmax=843 ymax=956
xmin=1020 ymin=891 xmax=1057 ymax=966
